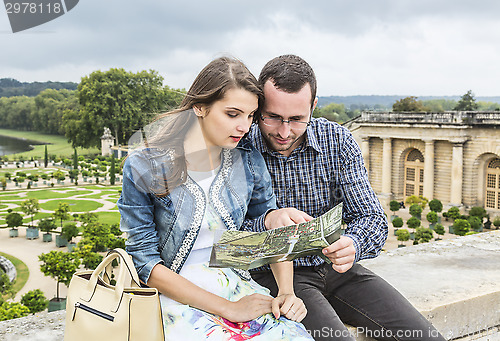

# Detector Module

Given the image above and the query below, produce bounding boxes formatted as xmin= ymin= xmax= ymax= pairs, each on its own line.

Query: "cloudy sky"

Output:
xmin=1 ymin=0 xmax=500 ymax=97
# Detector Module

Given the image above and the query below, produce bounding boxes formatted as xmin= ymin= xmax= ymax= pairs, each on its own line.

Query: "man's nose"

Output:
xmin=277 ymin=120 xmax=291 ymax=137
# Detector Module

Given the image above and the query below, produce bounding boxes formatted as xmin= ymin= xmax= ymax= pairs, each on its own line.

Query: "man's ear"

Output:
xmin=311 ymin=97 xmax=318 ymax=113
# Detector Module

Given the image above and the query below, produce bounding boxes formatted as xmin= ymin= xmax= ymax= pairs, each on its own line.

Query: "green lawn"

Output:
xmin=0 ymin=128 xmax=99 ymax=159
xmin=0 ymin=252 xmax=29 ymax=298
xmin=40 ymin=199 xmax=104 ymax=212
xmin=96 ymin=212 xmax=121 ymax=225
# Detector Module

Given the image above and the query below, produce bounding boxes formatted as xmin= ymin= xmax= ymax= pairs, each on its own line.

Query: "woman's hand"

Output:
xmin=272 ymin=293 xmax=307 ymax=322
xmin=221 ymin=293 xmax=273 ymax=323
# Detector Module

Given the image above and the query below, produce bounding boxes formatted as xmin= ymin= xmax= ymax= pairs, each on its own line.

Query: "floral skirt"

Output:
xmin=160 ymin=263 xmax=313 ymax=340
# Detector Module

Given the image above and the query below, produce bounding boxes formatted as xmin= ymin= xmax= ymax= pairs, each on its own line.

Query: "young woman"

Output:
xmin=118 ymin=57 xmax=313 ymax=340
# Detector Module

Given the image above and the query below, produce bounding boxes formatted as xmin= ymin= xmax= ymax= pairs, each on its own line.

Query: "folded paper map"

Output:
xmin=209 ymin=203 xmax=343 ymax=270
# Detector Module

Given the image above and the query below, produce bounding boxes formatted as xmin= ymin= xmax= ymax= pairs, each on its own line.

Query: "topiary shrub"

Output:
xmin=429 ymin=199 xmax=443 ymax=213
xmin=407 ymin=217 xmax=421 ymax=231
xmin=396 ymin=228 xmax=410 ymax=246
xmin=426 ymin=211 xmax=438 ymax=225
xmin=434 ymin=224 xmax=445 ymax=239
xmin=446 ymin=207 xmax=461 ymax=221
xmin=392 ymin=217 xmax=404 ymax=228
xmin=409 ymin=204 xmax=422 ymax=218
xmin=453 ymin=219 xmax=471 ymax=236
xmin=21 ymin=289 xmax=48 ymax=314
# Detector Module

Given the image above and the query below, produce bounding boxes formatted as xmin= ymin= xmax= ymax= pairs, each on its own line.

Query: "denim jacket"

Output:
xmin=118 ymin=139 xmax=277 ymax=284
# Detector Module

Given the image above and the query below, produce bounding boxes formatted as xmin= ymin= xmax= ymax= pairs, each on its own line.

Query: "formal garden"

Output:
xmin=390 ymin=195 xmax=500 ymax=248
xmin=0 ymin=150 xmax=127 ymax=320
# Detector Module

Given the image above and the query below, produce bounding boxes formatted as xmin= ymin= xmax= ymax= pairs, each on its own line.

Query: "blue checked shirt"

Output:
xmin=243 ymin=117 xmax=388 ymax=268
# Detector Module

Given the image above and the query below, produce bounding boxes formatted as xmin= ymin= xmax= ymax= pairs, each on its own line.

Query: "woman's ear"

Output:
xmin=193 ymin=105 xmax=206 ymax=117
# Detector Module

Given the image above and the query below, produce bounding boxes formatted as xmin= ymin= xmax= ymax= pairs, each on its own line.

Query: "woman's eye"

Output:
xmin=227 ymin=111 xmax=238 ymax=118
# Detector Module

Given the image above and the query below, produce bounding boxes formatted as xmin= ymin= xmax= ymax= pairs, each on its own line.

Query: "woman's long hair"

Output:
xmin=143 ymin=56 xmax=264 ymax=196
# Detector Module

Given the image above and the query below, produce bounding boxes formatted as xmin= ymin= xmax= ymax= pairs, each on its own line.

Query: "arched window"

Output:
xmin=485 ymin=158 xmax=500 ymax=210
xmin=404 ymin=149 xmax=424 ymax=198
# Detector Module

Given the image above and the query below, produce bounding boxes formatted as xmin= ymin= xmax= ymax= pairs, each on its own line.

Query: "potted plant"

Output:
xmin=396 ymin=228 xmax=410 ymax=247
xmin=38 ymin=250 xmax=80 ymax=312
xmin=21 ymin=289 xmax=48 ymax=314
xmin=61 ymin=222 xmax=80 ymax=252
xmin=426 ymin=211 xmax=438 ymax=229
xmin=446 ymin=206 xmax=461 ymax=222
xmin=493 ymin=217 xmax=500 ymax=230
xmin=6 ymin=210 xmax=23 ymax=237
xmin=38 ymin=218 xmax=56 ymax=242
xmin=53 ymin=203 xmax=71 ymax=247
xmin=453 ymin=219 xmax=471 ymax=236
xmin=406 ymin=216 xmax=421 ymax=240
xmin=409 ymin=204 xmax=422 ymax=220
xmin=428 ymin=199 xmax=443 ymax=223
xmin=20 ymin=198 xmax=40 ymax=240
xmin=414 ymin=227 xmax=434 ymax=244
xmin=392 ymin=217 xmax=404 ymax=235
xmin=467 ymin=216 xmax=483 ymax=232
xmin=389 ymin=200 xmax=400 ymax=221
xmin=433 ymin=223 xmax=445 ymax=240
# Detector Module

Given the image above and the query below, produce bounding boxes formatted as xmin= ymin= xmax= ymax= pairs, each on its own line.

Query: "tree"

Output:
xmin=79 ymin=219 xmax=114 ymax=252
xmin=405 ymin=195 xmax=428 ymax=209
xmin=0 ymin=301 xmax=30 ymax=321
xmin=61 ymin=222 xmax=80 ymax=244
xmin=0 ymin=177 xmax=6 ymax=191
xmin=409 ymin=204 xmax=422 ymax=218
xmin=44 ymin=145 xmax=48 ymax=167
xmin=0 ymin=271 xmax=14 ymax=298
xmin=109 ymin=154 xmax=116 ymax=185
xmin=6 ymin=211 xmax=23 ymax=230
xmin=426 ymin=211 xmax=438 ymax=225
xmin=415 ymin=227 xmax=434 ymax=243
xmin=393 ymin=96 xmax=428 ymax=112
xmin=74 ymin=244 xmax=103 ymax=270
xmin=428 ymin=199 xmax=443 ymax=213
xmin=39 ymin=251 xmax=80 ymax=300
xmin=392 ymin=217 xmax=404 ymax=229
xmin=454 ymin=90 xmax=478 ymax=111
xmin=434 ymin=223 xmax=445 ymax=240
xmin=20 ymin=198 xmax=40 ymax=228
xmin=21 ymin=289 xmax=48 ymax=314
xmin=407 ymin=217 xmax=421 ymax=232
xmin=469 ymin=206 xmax=486 ymax=219
xmin=313 ymin=102 xmax=349 ymax=123
xmin=453 ymin=219 xmax=470 ymax=236
xmin=72 ymin=148 xmax=79 ymax=171
xmin=389 ymin=200 xmax=400 ymax=215
xmin=71 ymin=68 xmax=169 ymax=148
xmin=38 ymin=218 xmax=56 ymax=234
xmin=396 ymin=229 xmax=410 ymax=246
xmin=52 ymin=202 xmax=71 ymax=229
xmin=446 ymin=207 xmax=461 ymax=221
xmin=467 ymin=216 xmax=482 ymax=232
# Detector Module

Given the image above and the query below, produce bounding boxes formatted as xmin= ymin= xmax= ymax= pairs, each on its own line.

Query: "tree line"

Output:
xmin=0 ymin=69 xmax=185 ymax=148
xmin=0 ymin=78 xmax=77 ymax=97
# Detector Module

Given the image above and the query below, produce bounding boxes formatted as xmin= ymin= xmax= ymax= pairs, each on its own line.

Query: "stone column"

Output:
xmin=450 ymin=141 xmax=464 ymax=205
xmin=361 ymin=136 xmax=370 ymax=174
xmin=382 ymin=137 xmax=392 ymax=194
xmin=423 ymin=139 xmax=435 ymax=199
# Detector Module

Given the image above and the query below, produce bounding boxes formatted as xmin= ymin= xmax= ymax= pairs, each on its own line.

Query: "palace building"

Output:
xmin=345 ymin=111 xmax=500 ymax=213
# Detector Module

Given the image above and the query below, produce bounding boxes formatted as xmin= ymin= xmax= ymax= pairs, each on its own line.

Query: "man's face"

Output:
xmin=258 ymin=80 xmax=313 ymax=156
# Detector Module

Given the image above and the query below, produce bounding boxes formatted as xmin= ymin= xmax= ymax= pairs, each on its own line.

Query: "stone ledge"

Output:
xmin=1 ymin=232 xmax=499 ymax=340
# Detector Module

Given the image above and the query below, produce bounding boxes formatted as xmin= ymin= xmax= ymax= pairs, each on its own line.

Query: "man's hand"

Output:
xmin=264 ymin=208 xmax=313 ymax=230
xmin=272 ymin=293 xmax=307 ymax=322
xmin=322 ymin=236 xmax=356 ymax=273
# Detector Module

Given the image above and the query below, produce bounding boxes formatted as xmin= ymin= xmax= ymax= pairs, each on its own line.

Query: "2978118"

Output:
xmin=5 ymin=2 xmax=62 ymax=14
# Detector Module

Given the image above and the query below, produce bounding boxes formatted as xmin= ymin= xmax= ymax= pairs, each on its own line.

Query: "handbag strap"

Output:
xmin=105 ymin=248 xmax=141 ymax=288
xmin=80 ymin=248 xmax=140 ymax=312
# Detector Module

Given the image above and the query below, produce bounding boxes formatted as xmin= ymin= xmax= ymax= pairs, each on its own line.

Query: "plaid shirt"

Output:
xmin=243 ymin=117 xmax=388 ymax=268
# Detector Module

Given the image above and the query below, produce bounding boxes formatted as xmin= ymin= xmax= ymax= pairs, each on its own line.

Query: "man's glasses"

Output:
xmin=260 ymin=116 xmax=310 ymax=131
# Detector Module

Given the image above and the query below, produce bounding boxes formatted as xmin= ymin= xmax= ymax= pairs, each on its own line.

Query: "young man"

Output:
xmin=245 ymin=55 xmax=445 ymax=341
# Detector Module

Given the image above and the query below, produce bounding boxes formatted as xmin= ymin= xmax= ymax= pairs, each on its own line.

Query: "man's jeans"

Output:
xmin=252 ymin=263 xmax=446 ymax=341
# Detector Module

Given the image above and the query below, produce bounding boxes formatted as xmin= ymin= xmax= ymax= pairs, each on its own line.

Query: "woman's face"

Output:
xmin=198 ymin=88 xmax=258 ymax=149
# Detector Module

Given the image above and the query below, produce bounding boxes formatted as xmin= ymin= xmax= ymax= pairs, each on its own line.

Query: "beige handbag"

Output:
xmin=64 ymin=248 xmax=164 ymax=341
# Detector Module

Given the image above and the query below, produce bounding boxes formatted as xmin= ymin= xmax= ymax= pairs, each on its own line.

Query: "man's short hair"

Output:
xmin=258 ymin=55 xmax=317 ymax=109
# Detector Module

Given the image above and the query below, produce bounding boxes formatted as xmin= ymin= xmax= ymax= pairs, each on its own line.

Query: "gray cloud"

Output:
xmin=2 ymin=0 xmax=500 ymax=96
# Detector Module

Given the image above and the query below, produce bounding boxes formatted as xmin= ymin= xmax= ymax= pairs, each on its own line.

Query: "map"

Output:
xmin=209 ymin=203 xmax=343 ymax=270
